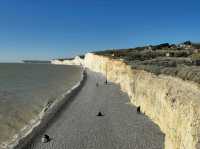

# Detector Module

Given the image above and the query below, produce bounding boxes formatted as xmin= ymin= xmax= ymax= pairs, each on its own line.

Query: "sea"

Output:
xmin=0 ymin=63 xmax=81 ymax=147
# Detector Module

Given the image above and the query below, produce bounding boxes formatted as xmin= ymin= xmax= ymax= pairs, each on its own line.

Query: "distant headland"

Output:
xmin=22 ymin=60 xmax=51 ymax=64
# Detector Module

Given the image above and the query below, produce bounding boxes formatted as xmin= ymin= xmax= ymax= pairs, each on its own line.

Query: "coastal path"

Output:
xmin=26 ymin=69 xmax=164 ymax=149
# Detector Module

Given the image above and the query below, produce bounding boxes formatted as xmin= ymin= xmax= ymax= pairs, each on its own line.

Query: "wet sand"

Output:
xmin=26 ymin=69 xmax=165 ymax=149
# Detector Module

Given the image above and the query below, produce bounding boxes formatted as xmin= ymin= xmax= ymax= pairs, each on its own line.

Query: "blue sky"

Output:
xmin=0 ymin=0 xmax=199 ymax=62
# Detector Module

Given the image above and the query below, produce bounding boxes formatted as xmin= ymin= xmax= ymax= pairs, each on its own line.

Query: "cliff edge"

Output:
xmin=84 ymin=53 xmax=200 ymax=149
xmin=51 ymin=42 xmax=200 ymax=149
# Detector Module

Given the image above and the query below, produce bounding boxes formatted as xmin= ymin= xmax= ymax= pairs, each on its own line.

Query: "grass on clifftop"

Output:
xmin=93 ymin=42 xmax=200 ymax=84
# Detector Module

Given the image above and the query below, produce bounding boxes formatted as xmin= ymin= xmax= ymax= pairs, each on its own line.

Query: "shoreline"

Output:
xmin=1 ymin=67 xmax=86 ymax=149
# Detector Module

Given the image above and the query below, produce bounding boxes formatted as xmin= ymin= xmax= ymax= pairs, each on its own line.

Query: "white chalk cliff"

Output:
xmin=52 ymin=53 xmax=200 ymax=149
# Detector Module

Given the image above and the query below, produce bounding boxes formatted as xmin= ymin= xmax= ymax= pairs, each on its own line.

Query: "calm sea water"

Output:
xmin=0 ymin=63 xmax=81 ymax=144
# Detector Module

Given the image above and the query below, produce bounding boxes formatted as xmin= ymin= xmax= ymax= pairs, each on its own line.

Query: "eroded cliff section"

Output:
xmin=84 ymin=53 xmax=200 ymax=149
xmin=51 ymin=56 xmax=84 ymax=66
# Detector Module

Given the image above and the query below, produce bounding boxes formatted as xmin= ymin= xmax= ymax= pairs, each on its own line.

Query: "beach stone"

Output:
xmin=96 ymin=112 xmax=104 ymax=116
xmin=137 ymin=106 xmax=141 ymax=113
xmin=41 ymin=135 xmax=50 ymax=143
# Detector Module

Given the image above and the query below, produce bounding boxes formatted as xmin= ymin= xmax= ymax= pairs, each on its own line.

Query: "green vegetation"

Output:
xmin=190 ymin=53 xmax=200 ymax=61
xmin=94 ymin=41 xmax=200 ymax=84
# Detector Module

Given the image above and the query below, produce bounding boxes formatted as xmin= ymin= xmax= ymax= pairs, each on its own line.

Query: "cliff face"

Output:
xmin=51 ymin=56 xmax=84 ymax=66
xmin=84 ymin=53 xmax=200 ymax=149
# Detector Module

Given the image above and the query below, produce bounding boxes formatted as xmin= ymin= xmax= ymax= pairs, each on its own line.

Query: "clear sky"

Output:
xmin=0 ymin=0 xmax=199 ymax=62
